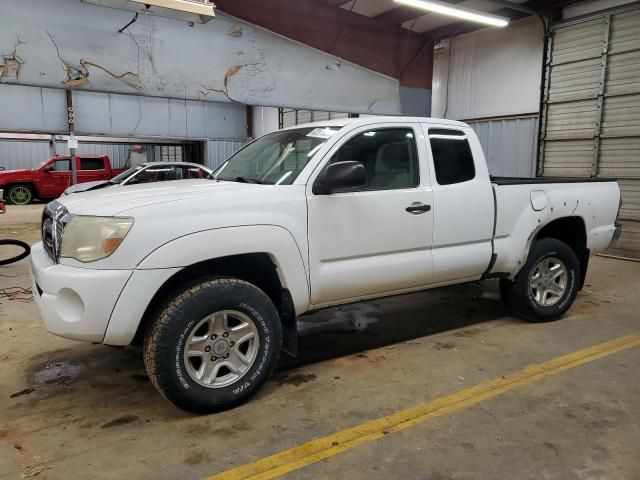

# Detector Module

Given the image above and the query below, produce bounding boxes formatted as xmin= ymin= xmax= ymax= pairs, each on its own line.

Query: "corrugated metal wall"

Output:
xmin=0 ymin=141 xmax=53 ymax=171
xmin=0 ymin=84 xmax=249 ymax=172
xmin=467 ymin=116 xmax=538 ymax=177
xmin=207 ymin=140 xmax=247 ymax=169
xmin=55 ymin=142 xmax=133 ymax=169
xmin=279 ymin=109 xmax=350 ymax=129
xmin=539 ymin=4 xmax=640 ymax=258
xmin=0 ymin=139 xmax=251 ymax=171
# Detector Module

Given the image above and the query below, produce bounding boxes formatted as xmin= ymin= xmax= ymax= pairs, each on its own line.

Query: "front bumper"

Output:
xmin=29 ymin=242 xmax=133 ymax=342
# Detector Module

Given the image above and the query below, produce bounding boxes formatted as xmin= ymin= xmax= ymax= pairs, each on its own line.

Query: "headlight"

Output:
xmin=60 ymin=216 xmax=133 ymax=262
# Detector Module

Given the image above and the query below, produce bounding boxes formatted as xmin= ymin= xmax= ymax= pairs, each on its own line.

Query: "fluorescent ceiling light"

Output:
xmin=395 ymin=0 xmax=509 ymax=27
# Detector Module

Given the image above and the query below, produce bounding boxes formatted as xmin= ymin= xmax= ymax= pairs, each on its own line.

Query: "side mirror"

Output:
xmin=313 ymin=161 xmax=366 ymax=195
xmin=43 ymin=166 xmax=54 ymax=173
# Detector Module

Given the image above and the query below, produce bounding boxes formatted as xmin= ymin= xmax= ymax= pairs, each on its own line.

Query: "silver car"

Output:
xmin=63 ymin=162 xmax=213 ymax=195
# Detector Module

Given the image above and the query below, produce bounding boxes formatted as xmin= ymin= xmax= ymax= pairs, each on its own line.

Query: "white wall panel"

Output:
xmin=207 ymin=139 xmax=247 ymax=169
xmin=432 ymin=17 xmax=543 ymax=120
xmin=467 ymin=116 xmax=538 ymax=177
xmin=252 ymin=107 xmax=280 ymax=138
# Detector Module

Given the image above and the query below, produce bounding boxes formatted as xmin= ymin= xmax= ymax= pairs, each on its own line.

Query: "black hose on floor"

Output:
xmin=0 ymin=239 xmax=31 ymax=266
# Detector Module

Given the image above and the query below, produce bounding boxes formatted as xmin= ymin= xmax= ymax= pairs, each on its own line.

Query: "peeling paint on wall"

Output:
xmin=46 ymin=31 xmax=142 ymax=90
xmin=227 ymin=24 xmax=243 ymax=38
xmin=0 ymin=35 xmax=26 ymax=81
xmin=1 ymin=0 xmax=401 ymax=113
xmin=224 ymin=65 xmax=243 ymax=89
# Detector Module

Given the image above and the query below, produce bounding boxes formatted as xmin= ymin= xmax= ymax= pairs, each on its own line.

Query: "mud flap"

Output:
xmin=280 ymin=289 xmax=298 ymax=357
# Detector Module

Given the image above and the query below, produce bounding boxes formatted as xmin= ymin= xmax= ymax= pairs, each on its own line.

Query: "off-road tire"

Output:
xmin=143 ymin=277 xmax=282 ymax=413
xmin=6 ymin=184 xmax=34 ymax=205
xmin=500 ymin=238 xmax=580 ymax=323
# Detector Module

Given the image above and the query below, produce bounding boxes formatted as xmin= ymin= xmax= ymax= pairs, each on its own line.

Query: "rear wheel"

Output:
xmin=6 ymin=185 xmax=33 ymax=205
xmin=500 ymin=238 xmax=580 ymax=322
xmin=143 ymin=277 xmax=282 ymax=413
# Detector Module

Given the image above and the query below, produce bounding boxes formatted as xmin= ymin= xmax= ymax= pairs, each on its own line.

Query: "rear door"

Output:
xmin=306 ymin=123 xmax=434 ymax=306
xmin=77 ymin=157 xmax=110 ymax=183
xmin=423 ymin=125 xmax=495 ymax=283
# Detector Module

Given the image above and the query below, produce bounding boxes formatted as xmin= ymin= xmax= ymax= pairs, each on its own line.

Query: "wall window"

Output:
xmin=429 ymin=133 xmax=475 ymax=185
xmin=80 ymin=158 xmax=105 ymax=170
xmin=329 ymin=128 xmax=419 ymax=190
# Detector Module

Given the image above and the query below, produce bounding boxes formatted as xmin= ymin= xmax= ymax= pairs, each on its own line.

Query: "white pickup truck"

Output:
xmin=30 ymin=117 xmax=621 ymax=412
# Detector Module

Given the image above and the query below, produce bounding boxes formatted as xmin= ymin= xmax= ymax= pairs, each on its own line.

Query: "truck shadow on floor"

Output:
xmin=14 ymin=280 xmax=513 ymax=414
xmin=279 ymin=280 xmax=511 ymax=370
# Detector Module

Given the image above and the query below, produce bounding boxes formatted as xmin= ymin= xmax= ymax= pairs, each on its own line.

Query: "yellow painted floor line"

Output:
xmin=206 ymin=333 xmax=640 ymax=480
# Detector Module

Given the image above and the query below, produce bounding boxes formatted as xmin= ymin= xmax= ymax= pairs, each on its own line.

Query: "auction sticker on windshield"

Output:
xmin=306 ymin=128 xmax=336 ymax=139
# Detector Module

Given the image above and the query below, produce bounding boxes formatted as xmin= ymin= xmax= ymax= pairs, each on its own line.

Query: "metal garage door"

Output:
xmin=539 ymin=4 xmax=640 ymax=258
xmin=279 ymin=108 xmax=351 ymax=129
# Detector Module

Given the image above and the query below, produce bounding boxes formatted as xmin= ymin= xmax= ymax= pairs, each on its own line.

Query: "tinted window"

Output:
xmin=430 ymin=137 xmax=475 ymax=185
xmin=52 ymin=159 xmax=71 ymax=171
xmin=329 ymin=128 xmax=418 ymax=190
xmin=129 ymin=166 xmax=177 ymax=184
xmin=80 ymin=158 xmax=105 ymax=170
xmin=182 ymin=166 xmax=208 ymax=179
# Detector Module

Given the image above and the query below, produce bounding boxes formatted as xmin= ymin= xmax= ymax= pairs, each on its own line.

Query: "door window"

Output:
xmin=429 ymin=132 xmax=475 ymax=185
xmin=51 ymin=159 xmax=71 ymax=171
xmin=80 ymin=158 xmax=105 ymax=170
xmin=130 ymin=166 xmax=176 ymax=184
xmin=328 ymin=128 xmax=418 ymax=191
xmin=182 ymin=166 xmax=208 ymax=179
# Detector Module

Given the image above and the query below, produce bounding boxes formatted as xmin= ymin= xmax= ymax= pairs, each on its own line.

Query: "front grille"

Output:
xmin=42 ymin=201 xmax=70 ymax=263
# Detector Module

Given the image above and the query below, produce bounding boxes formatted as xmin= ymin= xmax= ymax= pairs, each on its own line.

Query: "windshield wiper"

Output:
xmin=217 ymin=176 xmax=272 ymax=184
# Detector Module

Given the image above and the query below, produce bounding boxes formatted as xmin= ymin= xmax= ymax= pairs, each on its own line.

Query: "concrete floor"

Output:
xmin=1 ymin=205 xmax=639 ymax=480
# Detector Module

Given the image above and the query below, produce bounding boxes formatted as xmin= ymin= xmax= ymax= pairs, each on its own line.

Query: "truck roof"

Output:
xmin=53 ymin=154 xmax=107 ymax=159
xmin=285 ymin=116 xmax=469 ymax=131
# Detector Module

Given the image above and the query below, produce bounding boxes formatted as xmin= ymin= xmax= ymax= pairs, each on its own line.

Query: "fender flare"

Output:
xmin=136 ymin=225 xmax=310 ymax=313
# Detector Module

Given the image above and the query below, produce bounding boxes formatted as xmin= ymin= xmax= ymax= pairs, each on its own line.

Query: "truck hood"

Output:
xmin=57 ymin=179 xmax=262 ymax=216
xmin=63 ymin=180 xmax=110 ymax=195
xmin=0 ymin=168 xmax=31 ymax=180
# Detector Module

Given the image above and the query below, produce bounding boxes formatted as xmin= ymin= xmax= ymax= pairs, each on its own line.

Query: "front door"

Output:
xmin=306 ymin=125 xmax=434 ymax=306
xmin=39 ymin=158 xmax=72 ymax=198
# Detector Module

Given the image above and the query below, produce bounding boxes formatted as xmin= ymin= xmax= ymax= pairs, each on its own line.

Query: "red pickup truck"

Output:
xmin=0 ymin=155 xmax=127 ymax=205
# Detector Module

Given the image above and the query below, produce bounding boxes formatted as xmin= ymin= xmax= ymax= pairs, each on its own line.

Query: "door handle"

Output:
xmin=406 ymin=203 xmax=431 ymax=214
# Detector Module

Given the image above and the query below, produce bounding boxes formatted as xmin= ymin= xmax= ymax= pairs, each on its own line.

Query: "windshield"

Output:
xmin=31 ymin=159 xmax=54 ymax=171
xmin=213 ymin=127 xmax=340 ymax=185
xmin=110 ymin=165 xmax=145 ymax=184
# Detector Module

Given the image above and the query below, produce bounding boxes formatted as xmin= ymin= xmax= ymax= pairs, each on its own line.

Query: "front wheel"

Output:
xmin=500 ymin=238 xmax=580 ymax=322
xmin=143 ymin=277 xmax=282 ymax=413
xmin=6 ymin=184 xmax=34 ymax=205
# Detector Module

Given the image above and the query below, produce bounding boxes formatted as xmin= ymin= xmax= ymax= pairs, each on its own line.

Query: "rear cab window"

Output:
xmin=80 ymin=158 xmax=106 ymax=170
xmin=428 ymin=128 xmax=475 ymax=185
